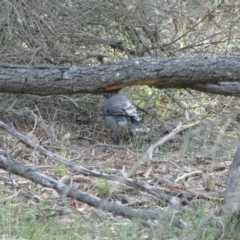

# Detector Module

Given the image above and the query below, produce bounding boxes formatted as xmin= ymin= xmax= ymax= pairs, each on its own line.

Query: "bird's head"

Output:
xmin=102 ymin=91 xmax=120 ymax=99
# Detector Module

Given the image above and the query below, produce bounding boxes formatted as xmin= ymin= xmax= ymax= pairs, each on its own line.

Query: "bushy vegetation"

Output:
xmin=1 ymin=0 xmax=240 ymax=239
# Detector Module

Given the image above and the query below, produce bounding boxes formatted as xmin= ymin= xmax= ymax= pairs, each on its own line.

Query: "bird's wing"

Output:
xmin=102 ymin=103 xmax=126 ymax=116
xmin=102 ymin=92 xmax=141 ymax=120
xmin=121 ymin=101 xmax=140 ymax=120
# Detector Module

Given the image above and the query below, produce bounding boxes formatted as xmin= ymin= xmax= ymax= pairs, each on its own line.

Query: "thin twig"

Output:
xmin=127 ymin=121 xmax=200 ymax=178
xmin=0 ymin=155 xmax=188 ymax=229
xmin=0 ymin=119 xmax=183 ymax=209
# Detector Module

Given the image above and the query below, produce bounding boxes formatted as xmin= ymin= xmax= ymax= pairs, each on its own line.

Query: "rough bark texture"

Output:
xmin=222 ymin=144 xmax=240 ymax=213
xmin=1 ymin=56 xmax=240 ymax=95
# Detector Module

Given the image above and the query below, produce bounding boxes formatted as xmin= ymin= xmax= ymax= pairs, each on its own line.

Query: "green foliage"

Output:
xmin=55 ymin=163 xmax=68 ymax=177
xmin=90 ymin=179 xmax=111 ymax=196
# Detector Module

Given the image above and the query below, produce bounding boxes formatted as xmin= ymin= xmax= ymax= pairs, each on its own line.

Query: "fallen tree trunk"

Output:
xmin=1 ymin=56 xmax=240 ymax=96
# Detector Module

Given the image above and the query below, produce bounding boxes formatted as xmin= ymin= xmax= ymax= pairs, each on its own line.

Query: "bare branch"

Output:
xmin=0 ymin=119 xmax=181 ymax=208
xmin=0 ymin=155 xmax=188 ymax=229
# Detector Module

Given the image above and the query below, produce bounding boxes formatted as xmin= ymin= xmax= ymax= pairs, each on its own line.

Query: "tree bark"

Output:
xmin=1 ymin=56 xmax=240 ymax=96
xmin=222 ymin=144 xmax=240 ymax=213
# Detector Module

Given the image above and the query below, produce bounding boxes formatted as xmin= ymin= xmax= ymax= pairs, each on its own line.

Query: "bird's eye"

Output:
xmin=103 ymin=93 xmax=109 ymax=98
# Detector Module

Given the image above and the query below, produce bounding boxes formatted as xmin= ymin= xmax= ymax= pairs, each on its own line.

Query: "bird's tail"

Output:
xmin=131 ymin=119 xmax=150 ymax=133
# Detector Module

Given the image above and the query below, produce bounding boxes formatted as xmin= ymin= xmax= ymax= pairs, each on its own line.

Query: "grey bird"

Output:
xmin=102 ymin=91 xmax=150 ymax=144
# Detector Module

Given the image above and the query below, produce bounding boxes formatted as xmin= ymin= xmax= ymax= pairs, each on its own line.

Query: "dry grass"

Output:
xmin=1 ymin=0 xmax=240 ymax=237
xmin=0 ymin=87 xmax=239 ymax=239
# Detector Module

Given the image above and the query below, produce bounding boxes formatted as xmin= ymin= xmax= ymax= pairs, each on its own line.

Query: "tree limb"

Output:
xmin=0 ymin=120 xmax=179 ymax=208
xmin=0 ymin=155 xmax=188 ymax=229
xmin=1 ymin=56 xmax=240 ymax=95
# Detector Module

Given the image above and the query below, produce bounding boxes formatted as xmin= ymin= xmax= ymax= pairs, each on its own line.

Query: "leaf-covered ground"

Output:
xmin=0 ymin=88 xmax=239 ymax=239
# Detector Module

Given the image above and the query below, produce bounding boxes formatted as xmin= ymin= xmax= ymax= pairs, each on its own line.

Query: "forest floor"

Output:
xmin=0 ymin=87 xmax=239 ymax=239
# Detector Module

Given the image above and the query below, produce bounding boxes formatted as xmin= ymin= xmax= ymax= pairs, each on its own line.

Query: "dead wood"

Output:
xmin=1 ymin=56 xmax=240 ymax=96
xmin=222 ymin=144 xmax=240 ymax=213
xmin=0 ymin=155 xmax=188 ymax=229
